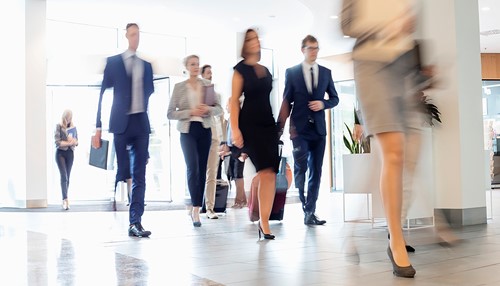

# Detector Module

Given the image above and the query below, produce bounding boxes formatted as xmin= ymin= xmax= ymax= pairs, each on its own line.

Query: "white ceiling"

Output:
xmin=479 ymin=0 xmax=500 ymax=53
xmin=47 ymin=0 xmax=500 ymax=55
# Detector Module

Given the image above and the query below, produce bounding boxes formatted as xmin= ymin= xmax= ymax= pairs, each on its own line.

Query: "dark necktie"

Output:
xmin=308 ymin=67 xmax=316 ymax=124
xmin=310 ymin=67 xmax=315 ymax=94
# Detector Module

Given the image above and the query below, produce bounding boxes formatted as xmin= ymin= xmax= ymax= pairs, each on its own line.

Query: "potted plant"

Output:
xmin=343 ymin=108 xmax=370 ymax=154
xmin=420 ymin=91 xmax=442 ymax=126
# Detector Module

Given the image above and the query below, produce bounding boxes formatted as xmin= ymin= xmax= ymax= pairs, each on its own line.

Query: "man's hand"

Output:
xmin=308 ymin=100 xmax=324 ymax=112
xmin=219 ymin=144 xmax=230 ymax=159
xmin=92 ymin=130 xmax=102 ymax=149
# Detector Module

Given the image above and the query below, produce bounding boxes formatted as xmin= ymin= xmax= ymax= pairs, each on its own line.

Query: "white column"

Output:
xmin=420 ymin=0 xmax=486 ymax=225
xmin=0 ymin=0 xmax=47 ymax=208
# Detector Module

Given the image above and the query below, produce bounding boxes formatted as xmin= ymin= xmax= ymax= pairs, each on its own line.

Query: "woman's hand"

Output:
xmin=353 ymin=124 xmax=363 ymax=142
xmin=191 ymin=104 xmax=210 ymax=117
xmin=232 ymin=129 xmax=244 ymax=149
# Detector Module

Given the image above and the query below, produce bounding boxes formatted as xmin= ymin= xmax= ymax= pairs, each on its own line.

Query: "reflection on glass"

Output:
xmin=331 ymin=80 xmax=358 ymax=191
xmin=482 ymin=80 xmax=500 ymax=185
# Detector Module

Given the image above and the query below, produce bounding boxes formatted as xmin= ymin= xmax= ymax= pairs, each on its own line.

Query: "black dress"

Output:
xmin=234 ymin=60 xmax=279 ymax=173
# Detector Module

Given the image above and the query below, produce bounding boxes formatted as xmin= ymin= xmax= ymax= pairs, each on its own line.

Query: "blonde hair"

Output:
xmin=61 ymin=109 xmax=73 ymax=129
xmin=183 ymin=54 xmax=199 ymax=67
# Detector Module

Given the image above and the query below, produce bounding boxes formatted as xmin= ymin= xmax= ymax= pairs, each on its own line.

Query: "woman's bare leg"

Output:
xmin=258 ymin=168 xmax=276 ymax=234
xmin=375 ymin=131 xmax=411 ymax=267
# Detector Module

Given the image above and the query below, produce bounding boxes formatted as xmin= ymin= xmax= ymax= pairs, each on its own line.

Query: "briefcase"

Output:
xmin=89 ymin=139 xmax=109 ymax=169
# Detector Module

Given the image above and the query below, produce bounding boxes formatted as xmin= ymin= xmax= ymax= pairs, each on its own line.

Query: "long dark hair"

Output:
xmin=241 ymin=28 xmax=261 ymax=61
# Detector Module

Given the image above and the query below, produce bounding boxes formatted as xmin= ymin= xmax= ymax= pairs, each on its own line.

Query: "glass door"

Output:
xmin=46 ymin=77 xmax=185 ymax=204
xmin=330 ymin=80 xmax=358 ymax=191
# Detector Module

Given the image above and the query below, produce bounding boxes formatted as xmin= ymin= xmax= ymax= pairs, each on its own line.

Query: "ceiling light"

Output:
xmin=330 ymin=15 xmax=339 ymax=19
xmin=343 ymin=35 xmax=350 ymax=38
xmin=480 ymin=29 xmax=500 ymax=36
xmin=482 ymin=7 xmax=491 ymax=11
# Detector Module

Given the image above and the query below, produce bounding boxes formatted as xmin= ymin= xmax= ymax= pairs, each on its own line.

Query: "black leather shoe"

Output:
xmin=304 ymin=212 xmax=326 ymax=225
xmin=128 ymin=223 xmax=151 ymax=237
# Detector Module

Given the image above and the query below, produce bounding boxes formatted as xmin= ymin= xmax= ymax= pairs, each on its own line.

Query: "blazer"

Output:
xmin=278 ymin=63 xmax=339 ymax=138
xmin=167 ymin=78 xmax=223 ymax=133
xmin=341 ymin=0 xmax=414 ymax=62
xmin=54 ymin=123 xmax=77 ymax=151
xmin=95 ymin=53 xmax=155 ymax=134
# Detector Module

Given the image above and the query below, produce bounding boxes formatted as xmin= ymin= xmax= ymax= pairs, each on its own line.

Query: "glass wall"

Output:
xmin=330 ymin=80 xmax=358 ymax=191
xmin=46 ymin=78 xmax=190 ymax=203
xmin=46 ymin=20 xmax=189 ymax=204
xmin=482 ymin=80 xmax=500 ymax=185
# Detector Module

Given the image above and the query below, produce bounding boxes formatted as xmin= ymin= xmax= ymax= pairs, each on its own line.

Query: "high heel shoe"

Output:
xmin=191 ymin=213 xmax=201 ymax=227
xmin=258 ymin=224 xmax=275 ymax=240
xmin=387 ymin=246 xmax=416 ymax=278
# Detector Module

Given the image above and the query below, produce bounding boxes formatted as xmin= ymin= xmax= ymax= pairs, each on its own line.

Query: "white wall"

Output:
xmin=0 ymin=0 xmax=47 ymax=208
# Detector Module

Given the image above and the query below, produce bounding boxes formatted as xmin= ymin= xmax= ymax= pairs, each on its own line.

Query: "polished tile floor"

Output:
xmin=1 ymin=191 xmax=500 ymax=286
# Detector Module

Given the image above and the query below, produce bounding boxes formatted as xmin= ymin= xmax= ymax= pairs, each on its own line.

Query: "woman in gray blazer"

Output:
xmin=167 ymin=55 xmax=222 ymax=227
xmin=341 ymin=0 xmax=423 ymax=278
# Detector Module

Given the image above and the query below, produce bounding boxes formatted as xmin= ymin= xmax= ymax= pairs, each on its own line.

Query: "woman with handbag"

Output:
xmin=167 ymin=55 xmax=223 ymax=227
xmin=341 ymin=0 xmax=429 ymax=278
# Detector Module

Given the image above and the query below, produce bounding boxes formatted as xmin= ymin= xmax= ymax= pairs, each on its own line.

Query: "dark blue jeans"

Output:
xmin=114 ymin=114 xmax=149 ymax=225
xmin=56 ymin=149 xmax=74 ymax=200
xmin=292 ymin=134 xmax=326 ymax=214
xmin=180 ymin=122 xmax=212 ymax=207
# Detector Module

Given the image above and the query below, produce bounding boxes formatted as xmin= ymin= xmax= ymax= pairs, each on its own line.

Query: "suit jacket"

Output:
xmin=167 ymin=78 xmax=223 ymax=133
xmin=95 ymin=53 xmax=154 ymax=134
xmin=278 ymin=63 xmax=339 ymax=138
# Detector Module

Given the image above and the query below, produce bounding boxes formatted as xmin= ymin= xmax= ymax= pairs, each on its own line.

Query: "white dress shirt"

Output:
xmin=122 ymin=50 xmax=145 ymax=114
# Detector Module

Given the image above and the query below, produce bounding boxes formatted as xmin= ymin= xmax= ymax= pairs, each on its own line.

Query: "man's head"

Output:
xmin=201 ymin=65 xmax=212 ymax=81
xmin=301 ymin=35 xmax=319 ymax=64
xmin=126 ymin=23 xmax=140 ymax=52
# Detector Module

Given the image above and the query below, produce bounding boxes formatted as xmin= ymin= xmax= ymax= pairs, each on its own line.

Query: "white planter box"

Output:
xmin=342 ymin=128 xmax=435 ymax=226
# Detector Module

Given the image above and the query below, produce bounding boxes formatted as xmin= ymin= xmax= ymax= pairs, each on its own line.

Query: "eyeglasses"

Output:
xmin=304 ymin=46 xmax=320 ymax=51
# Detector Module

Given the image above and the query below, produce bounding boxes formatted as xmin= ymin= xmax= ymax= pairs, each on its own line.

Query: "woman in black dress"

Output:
xmin=230 ymin=28 xmax=280 ymax=239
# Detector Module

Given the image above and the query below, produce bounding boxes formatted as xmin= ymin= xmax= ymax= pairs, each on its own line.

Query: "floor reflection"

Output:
xmin=57 ymin=239 xmax=75 ymax=286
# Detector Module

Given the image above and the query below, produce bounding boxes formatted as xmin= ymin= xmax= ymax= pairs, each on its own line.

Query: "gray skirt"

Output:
xmin=353 ymin=50 xmax=423 ymax=136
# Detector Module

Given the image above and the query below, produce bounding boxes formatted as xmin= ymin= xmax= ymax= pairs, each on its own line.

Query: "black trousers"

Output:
xmin=114 ymin=113 xmax=150 ymax=225
xmin=180 ymin=122 xmax=212 ymax=207
xmin=56 ymin=149 xmax=74 ymax=200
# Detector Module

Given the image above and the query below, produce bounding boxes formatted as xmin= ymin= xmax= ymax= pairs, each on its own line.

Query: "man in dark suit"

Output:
xmin=278 ymin=35 xmax=339 ymax=225
xmin=92 ymin=23 xmax=154 ymax=237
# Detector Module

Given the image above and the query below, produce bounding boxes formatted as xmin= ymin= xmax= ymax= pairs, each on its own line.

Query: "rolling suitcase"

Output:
xmin=248 ymin=141 xmax=292 ymax=221
xmin=269 ymin=156 xmax=289 ymax=220
xmin=202 ymin=180 xmax=229 ymax=213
